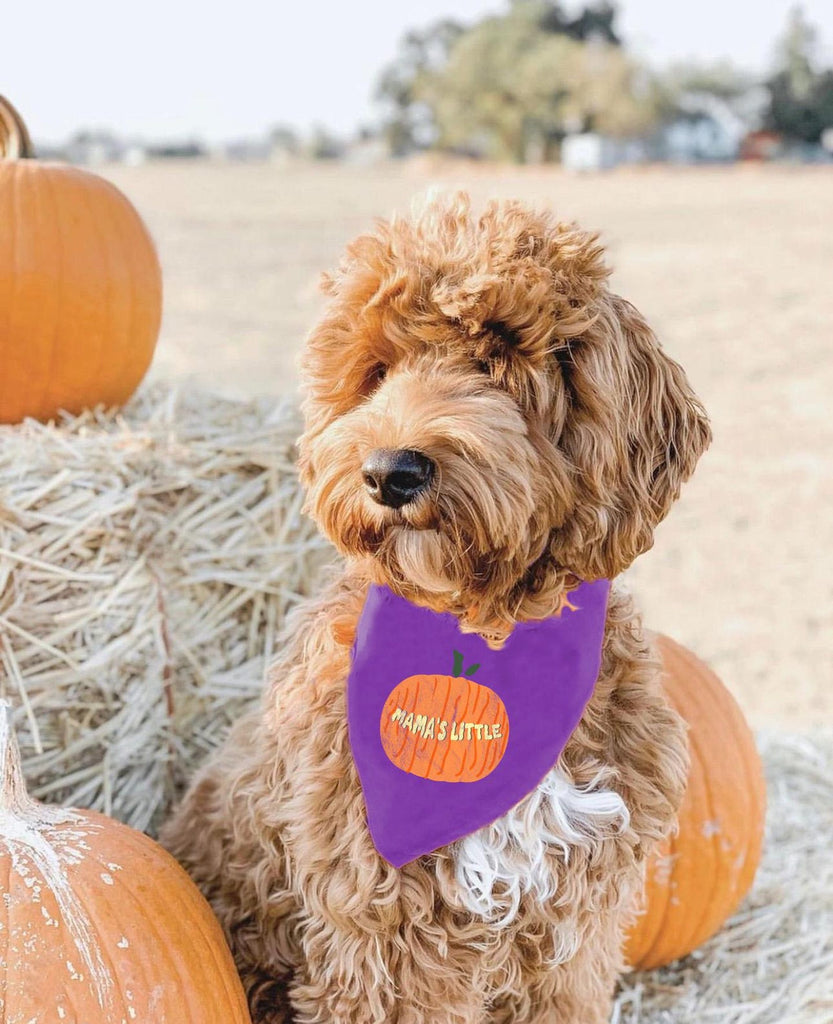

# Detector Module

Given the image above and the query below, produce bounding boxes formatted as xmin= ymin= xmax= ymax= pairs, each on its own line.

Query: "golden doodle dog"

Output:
xmin=162 ymin=193 xmax=711 ymax=1023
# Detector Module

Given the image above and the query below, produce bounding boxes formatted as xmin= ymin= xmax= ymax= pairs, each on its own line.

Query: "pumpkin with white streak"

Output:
xmin=0 ymin=702 xmax=251 ymax=1023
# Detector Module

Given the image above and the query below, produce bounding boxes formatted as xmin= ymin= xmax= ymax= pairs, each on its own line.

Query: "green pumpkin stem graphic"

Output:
xmin=452 ymin=650 xmax=481 ymax=678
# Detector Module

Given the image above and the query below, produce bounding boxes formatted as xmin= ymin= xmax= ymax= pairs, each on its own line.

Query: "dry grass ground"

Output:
xmin=102 ymin=159 xmax=833 ymax=729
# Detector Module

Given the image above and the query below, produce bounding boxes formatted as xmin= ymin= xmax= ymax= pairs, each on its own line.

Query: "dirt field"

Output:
xmin=102 ymin=159 xmax=833 ymax=729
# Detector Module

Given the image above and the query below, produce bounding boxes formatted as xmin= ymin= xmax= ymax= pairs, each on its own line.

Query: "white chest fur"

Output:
xmin=452 ymin=764 xmax=629 ymax=935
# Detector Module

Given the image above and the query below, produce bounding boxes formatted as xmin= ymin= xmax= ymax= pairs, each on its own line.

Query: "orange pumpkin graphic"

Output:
xmin=379 ymin=651 xmax=510 ymax=782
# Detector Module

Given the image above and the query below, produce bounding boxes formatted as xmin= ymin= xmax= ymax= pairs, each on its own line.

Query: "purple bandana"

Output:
xmin=347 ymin=579 xmax=610 ymax=867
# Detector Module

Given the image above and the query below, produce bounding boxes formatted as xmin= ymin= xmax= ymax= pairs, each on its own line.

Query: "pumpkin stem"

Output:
xmin=451 ymin=651 xmax=480 ymax=678
xmin=0 ymin=96 xmax=36 ymax=160
xmin=0 ymin=699 xmax=40 ymax=817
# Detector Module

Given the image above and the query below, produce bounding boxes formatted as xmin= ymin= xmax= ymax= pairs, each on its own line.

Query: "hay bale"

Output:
xmin=1 ymin=383 xmax=830 ymax=1021
xmin=0 ymin=384 xmax=332 ymax=833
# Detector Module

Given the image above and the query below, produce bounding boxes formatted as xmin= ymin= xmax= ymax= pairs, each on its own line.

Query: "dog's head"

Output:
xmin=299 ymin=193 xmax=710 ymax=633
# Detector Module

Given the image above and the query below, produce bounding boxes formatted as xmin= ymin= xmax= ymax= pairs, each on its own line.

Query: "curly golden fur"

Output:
xmin=162 ymin=193 xmax=711 ymax=1023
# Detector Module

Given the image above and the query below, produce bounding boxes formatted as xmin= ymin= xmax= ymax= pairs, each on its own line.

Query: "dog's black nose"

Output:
xmin=362 ymin=449 xmax=435 ymax=508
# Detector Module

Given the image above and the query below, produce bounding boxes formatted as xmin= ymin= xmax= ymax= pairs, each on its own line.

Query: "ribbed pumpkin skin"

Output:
xmin=2 ymin=807 xmax=251 ymax=1022
xmin=380 ymin=673 xmax=510 ymax=782
xmin=0 ymin=160 xmax=162 ymax=423
xmin=625 ymin=634 xmax=766 ymax=970
xmin=0 ymin=697 xmax=249 ymax=1023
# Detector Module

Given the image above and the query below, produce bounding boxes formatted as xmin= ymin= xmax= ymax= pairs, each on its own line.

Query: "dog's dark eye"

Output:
xmin=475 ymin=359 xmax=492 ymax=376
xmin=365 ymin=363 xmax=387 ymax=392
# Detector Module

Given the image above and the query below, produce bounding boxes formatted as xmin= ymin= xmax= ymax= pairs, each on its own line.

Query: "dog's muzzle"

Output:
xmin=362 ymin=448 xmax=435 ymax=509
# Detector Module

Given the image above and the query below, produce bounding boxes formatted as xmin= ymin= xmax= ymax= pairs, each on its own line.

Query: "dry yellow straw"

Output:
xmin=0 ymin=383 xmax=331 ymax=833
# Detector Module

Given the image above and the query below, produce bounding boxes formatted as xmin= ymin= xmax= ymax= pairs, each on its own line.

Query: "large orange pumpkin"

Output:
xmin=380 ymin=650 xmax=510 ymax=782
xmin=0 ymin=702 xmax=252 ymax=1022
xmin=625 ymin=634 xmax=766 ymax=970
xmin=0 ymin=96 xmax=162 ymax=424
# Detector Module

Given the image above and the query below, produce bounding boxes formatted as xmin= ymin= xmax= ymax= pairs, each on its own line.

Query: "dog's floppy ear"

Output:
xmin=550 ymin=293 xmax=711 ymax=579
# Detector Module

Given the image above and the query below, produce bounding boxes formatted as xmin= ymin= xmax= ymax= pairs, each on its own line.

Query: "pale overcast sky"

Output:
xmin=6 ymin=1 xmax=833 ymax=143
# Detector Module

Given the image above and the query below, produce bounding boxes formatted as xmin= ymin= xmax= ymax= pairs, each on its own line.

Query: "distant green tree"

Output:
xmin=764 ymin=6 xmax=833 ymax=143
xmin=307 ymin=124 xmax=343 ymax=160
xmin=659 ymin=60 xmax=753 ymax=105
xmin=532 ymin=0 xmax=621 ymax=44
xmin=776 ymin=4 xmax=816 ymax=99
xmin=376 ymin=19 xmax=463 ymax=155
xmin=436 ymin=5 xmax=654 ymax=160
xmin=650 ymin=59 xmax=758 ymax=132
xmin=376 ymin=1 xmax=656 ymax=161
